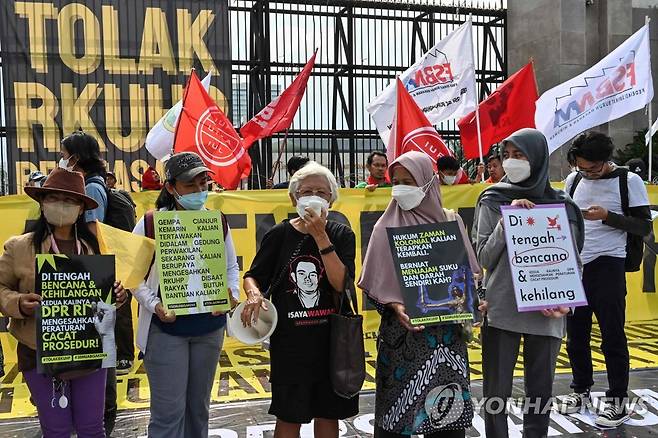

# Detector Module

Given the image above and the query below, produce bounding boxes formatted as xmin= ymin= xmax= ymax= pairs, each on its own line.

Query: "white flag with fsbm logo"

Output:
xmin=536 ymin=24 xmax=653 ymax=154
xmin=367 ymin=19 xmax=478 ymax=147
xmin=145 ymin=72 xmax=212 ymax=161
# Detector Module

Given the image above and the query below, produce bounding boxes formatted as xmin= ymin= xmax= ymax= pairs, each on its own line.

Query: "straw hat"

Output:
xmin=24 ymin=168 xmax=99 ymax=210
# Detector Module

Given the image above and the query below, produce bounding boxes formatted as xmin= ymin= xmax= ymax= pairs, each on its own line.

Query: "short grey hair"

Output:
xmin=288 ymin=161 xmax=339 ymax=203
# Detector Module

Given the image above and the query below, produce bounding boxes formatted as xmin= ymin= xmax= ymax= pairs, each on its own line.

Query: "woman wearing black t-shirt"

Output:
xmin=242 ymin=161 xmax=358 ymax=438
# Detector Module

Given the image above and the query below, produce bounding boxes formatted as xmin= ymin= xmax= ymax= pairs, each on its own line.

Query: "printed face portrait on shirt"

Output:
xmin=289 ymin=256 xmax=324 ymax=308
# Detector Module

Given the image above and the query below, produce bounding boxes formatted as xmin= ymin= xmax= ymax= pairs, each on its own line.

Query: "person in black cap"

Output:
xmin=25 ymin=171 xmax=47 ymax=188
xmin=131 ymin=152 xmax=240 ymax=438
xmin=625 ymin=158 xmax=648 ymax=182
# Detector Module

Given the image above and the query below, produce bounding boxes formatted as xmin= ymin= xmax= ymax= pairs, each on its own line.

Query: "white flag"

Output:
xmin=145 ymin=72 xmax=212 ymax=160
xmin=367 ymin=19 xmax=478 ymax=146
xmin=536 ymin=24 xmax=653 ymax=154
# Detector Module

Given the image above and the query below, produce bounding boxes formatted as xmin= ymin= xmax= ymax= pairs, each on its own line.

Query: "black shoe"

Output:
xmin=116 ymin=359 xmax=133 ymax=375
xmin=556 ymin=391 xmax=591 ymax=414
xmin=595 ymin=403 xmax=630 ymax=428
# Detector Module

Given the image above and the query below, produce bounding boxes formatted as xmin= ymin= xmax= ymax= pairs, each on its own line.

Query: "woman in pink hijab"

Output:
xmin=359 ymin=151 xmax=480 ymax=438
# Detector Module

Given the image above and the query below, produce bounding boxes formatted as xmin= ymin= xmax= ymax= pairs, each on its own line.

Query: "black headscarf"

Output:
xmin=474 ymin=128 xmax=585 ymax=250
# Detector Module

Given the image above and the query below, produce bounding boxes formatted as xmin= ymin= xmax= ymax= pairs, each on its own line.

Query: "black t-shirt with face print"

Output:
xmin=244 ymin=220 xmax=356 ymax=384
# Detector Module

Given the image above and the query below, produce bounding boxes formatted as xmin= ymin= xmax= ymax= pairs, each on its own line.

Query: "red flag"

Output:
xmin=458 ymin=62 xmax=538 ymax=159
xmin=174 ymin=71 xmax=251 ymax=190
xmin=388 ymin=78 xmax=452 ymax=167
xmin=240 ymin=51 xmax=317 ymax=149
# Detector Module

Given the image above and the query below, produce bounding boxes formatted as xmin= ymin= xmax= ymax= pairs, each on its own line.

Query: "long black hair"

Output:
xmin=61 ymin=131 xmax=106 ymax=177
xmin=27 ymin=212 xmax=100 ymax=254
xmin=155 ymin=179 xmax=177 ymax=210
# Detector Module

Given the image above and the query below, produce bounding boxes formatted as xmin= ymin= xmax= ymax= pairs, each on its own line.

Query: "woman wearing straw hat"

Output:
xmin=0 ymin=168 xmax=126 ymax=437
xmin=359 ymin=151 xmax=481 ymax=438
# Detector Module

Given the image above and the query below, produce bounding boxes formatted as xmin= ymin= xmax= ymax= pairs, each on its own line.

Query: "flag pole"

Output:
xmin=271 ymin=129 xmax=289 ymax=182
xmin=468 ymin=14 xmax=485 ymax=181
xmin=647 ymin=15 xmax=653 ymax=183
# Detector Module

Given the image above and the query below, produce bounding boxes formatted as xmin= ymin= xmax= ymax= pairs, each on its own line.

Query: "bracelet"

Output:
xmin=319 ymin=244 xmax=336 ymax=255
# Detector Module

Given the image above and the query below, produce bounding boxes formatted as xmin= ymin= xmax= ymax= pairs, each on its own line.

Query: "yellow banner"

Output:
xmin=2 ymin=185 xmax=658 ymax=418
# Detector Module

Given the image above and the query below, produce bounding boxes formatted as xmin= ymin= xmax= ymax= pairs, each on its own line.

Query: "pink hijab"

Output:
xmin=358 ymin=151 xmax=480 ymax=304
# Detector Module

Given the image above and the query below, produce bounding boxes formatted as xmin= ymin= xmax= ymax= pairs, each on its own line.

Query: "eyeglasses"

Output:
xmin=576 ymin=161 xmax=606 ymax=176
xmin=296 ymin=189 xmax=332 ymax=200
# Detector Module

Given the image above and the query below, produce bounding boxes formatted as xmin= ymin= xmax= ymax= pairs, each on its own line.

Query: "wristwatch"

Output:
xmin=319 ymin=244 xmax=336 ymax=255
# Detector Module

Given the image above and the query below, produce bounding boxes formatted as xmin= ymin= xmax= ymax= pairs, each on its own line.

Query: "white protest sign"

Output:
xmin=501 ymin=204 xmax=586 ymax=312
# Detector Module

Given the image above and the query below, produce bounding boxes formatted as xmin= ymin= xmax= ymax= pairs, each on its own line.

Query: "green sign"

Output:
xmin=155 ymin=210 xmax=229 ymax=314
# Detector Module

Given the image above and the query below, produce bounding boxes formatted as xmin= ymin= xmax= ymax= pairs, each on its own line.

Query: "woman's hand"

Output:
xmin=19 ymin=293 xmax=42 ymax=317
xmin=155 ymin=302 xmax=176 ymax=323
xmin=511 ymin=198 xmax=535 ymax=209
xmin=388 ymin=302 xmax=424 ymax=332
xmin=114 ymin=281 xmax=127 ymax=307
xmin=541 ymin=306 xmax=570 ymax=318
xmin=302 ymin=208 xmax=329 ymax=244
xmin=241 ymin=289 xmax=268 ymax=327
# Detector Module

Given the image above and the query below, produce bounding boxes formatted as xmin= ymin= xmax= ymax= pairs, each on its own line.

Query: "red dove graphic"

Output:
xmin=547 ymin=216 xmax=561 ymax=231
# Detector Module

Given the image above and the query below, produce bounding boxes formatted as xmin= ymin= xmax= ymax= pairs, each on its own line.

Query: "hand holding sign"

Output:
xmin=19 ymin=293 xmax=42 ymax=316
xmin=388 ymin=302 xmax=425 ymax=332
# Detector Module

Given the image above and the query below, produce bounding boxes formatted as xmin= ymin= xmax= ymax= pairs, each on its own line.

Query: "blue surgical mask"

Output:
xmin=173 ymin=189 xmax=208 ymax=210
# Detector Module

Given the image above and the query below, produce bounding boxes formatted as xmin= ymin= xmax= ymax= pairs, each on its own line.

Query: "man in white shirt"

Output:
xmin=558 ymin=132 xmax=651 ymax=427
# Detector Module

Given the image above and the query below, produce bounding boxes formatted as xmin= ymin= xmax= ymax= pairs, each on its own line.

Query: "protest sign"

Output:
xmin=155 ymin=210 xmax=230 ymax=314
xmin=36 ymin=254 xmax=116 ymax=374
xmin=387 ymin=221 xmax=477 ymax=326
xmin=501 ymin=204 xmax=587 ymax=311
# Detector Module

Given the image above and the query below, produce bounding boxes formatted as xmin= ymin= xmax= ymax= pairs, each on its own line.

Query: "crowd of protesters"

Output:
xmin=0 ymin=127 xmax=652 ymax=437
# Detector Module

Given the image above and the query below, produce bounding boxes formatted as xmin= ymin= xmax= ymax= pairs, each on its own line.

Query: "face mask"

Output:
xmin=42 ymin=202 xmax=81 ymax=227
xmin=503 ymin=158 xmax=531 ymax=183
xmin=442 ymin=174 xmax=457 ymax=185
xmin=391 ymin=179 xmax=433 ymax=211
xmin=58 ymin=156 xmax=77 ymax=170
xmin=296 ymin=195 xmax=330 ymax=218
xmin=174 ymin=189 xmax=208 ymax=210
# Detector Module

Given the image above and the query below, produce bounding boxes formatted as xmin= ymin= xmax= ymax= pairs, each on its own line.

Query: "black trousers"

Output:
xmin=482 ymin=325 xmax=561 ymax=438
xmin=104 ymin=367 xmax=117 ymax=436
xmin=566 ymin=256 xmax=629 ymax=402
xmin=374 ymin=425 xmax=465 ymax=438
xmin=115 ymin=293 xmax=135 ymax=361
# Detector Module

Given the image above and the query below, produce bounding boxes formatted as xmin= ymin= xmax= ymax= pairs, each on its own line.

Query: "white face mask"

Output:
xmin=296 ymin=195 xmax=330 ymax=218
xmin=42 ymin=202 xmax=81 ymax=227
xmin=442 ymin=174 xmax=457 ymax=185
xmin=502 ymin=158 xmax=531 ymax=183
xmin=391 ymin=179 xmax=433 ymax=211
xmin=58 ymin=156 xmax=76 ymax=170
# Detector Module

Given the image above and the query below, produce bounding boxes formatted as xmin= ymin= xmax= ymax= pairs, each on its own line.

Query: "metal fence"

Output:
xmin=0 ymin=0 xmax=506 ymax=193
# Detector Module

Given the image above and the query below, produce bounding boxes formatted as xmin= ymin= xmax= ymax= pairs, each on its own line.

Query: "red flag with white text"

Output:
xmin=240 ymin=51 xmax=317 ymax=149
xmin=174 ymin=71 xmax=251 ymax=189
xmin=387 ymin=78 xmax=453 ymax=168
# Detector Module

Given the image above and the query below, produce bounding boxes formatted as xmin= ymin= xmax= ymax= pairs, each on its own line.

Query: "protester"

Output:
xmin=558 ymin=132 xmax=651 ymax=427
xmin=132 ymin=152 xmax=240 ymax=437
xmin=625 ymin=158 xmax=648 ymax=182
xmin=241 ymin=161 xmax=358 ymax=437
xmin=472 ymin=128 xmax=585 ymax=437
xmin=359 ymin=151 xmax=480 ymax=438
xmin=436 ymin=156 xmax=484 ymax=185
xmin=141 ymin=166 xmax=163 ymax=191
xmin=26 ymin=171 xmax=47 ymax=188
xmin=355 ymin=151 xmax=392 ymax=191
xmin=0 ymin=168 xmax=126 ymax=437
xmin=59 ymin=130 xmax=119 ymax=434
xmin=485 ymin=154 xmax=505 ymax=184
xmin=269 ymin=156 xmax=310 ymax=189
xmin=106 ymin=172 xmax=117 ymax=189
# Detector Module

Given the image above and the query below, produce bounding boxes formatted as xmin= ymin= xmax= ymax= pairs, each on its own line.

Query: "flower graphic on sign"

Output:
xmin=526 ymin=217 xmax=535 ymax=226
